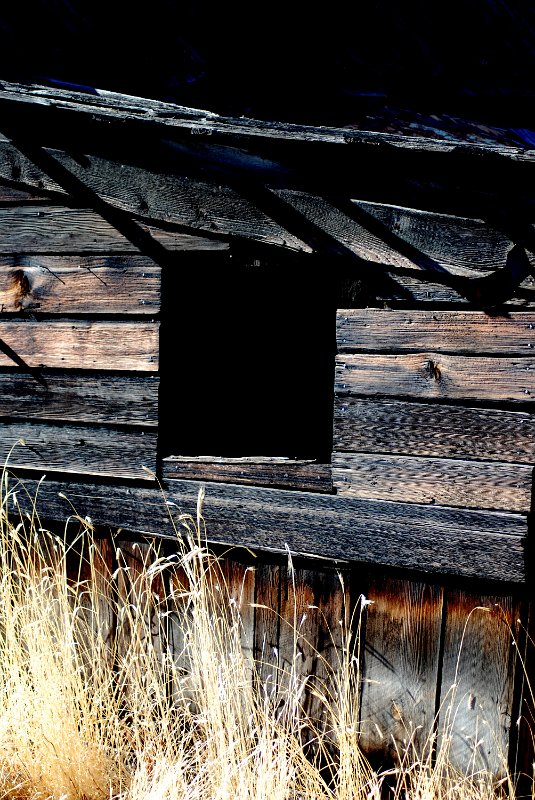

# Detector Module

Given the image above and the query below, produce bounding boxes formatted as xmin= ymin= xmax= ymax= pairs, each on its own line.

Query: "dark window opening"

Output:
xmin=159 ymin=249 xmax=336 ymax=467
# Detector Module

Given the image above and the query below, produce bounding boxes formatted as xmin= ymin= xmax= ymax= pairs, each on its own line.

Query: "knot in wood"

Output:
xmin=9 ymin=269 xmax=32 ymax=310
xmin=425 ymin=358 xmax=441 ymax=382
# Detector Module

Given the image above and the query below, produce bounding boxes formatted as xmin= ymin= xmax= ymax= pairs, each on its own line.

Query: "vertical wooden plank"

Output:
xmin=219 ymin=558 xmax=256 ymax=682
xmin=439 ymin=591 xmax=520 ymax=776
xmin=65 ymin=532 xmax=116 ymax=662
xmin=510 ymin=598 xmax=535 ymax=791
xmin=253 ymin=562 xmax=282 ymax=700
xmin=360 ymin=576 xmax=444 ymax=763
xmin=115 ymin=541 xmax=166 ymax=686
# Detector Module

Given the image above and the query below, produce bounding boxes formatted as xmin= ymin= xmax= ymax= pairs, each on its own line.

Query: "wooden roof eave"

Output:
xmin=0 ymin=80 xmax=534 ymax=292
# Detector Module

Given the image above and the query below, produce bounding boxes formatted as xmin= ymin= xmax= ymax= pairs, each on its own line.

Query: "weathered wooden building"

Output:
xmin=0 ymin=75 xmax=534 ymax=779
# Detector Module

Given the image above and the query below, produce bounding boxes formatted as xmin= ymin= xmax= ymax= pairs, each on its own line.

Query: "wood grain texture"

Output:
xmin=438 ymin=593 xmax=519 ymax=776
xmin=332 ymin=452 xmax=533 ymax=513
xmin=0 ymin=205 xmax=228 ymax=253
xmin=360 ymin=576 xmax=444 ymax=760
xmin=0 ymin=255 xmax=160 ymax=313
xmin=0 ymin=371 xmax=158 ymax=425
xmin=0 ymin=320 xmax=159 ymax=370
xmin=10 ymin=478 xmax=528 ymax=583
xmin=276 ymin=566 xmax=352 ymax=741
xmin=1 ymin=421 xmax=157 ymax=479
xmin=162 ymin=456 xmax=332 ymax=493
xmin=253 ymin=562 xmax=282 ymax=695
xmin=333 ymin=399 xmax=535 ymax=464
xmin=73 ymin=535 xmax=116 ymax=656
xmin=219 ymin=558 xmax=256 ymax=683
xmin=38 ymin=147 xmax=309 ymax=252
xmin=337 ymin=309 xmax=535 ymax=355
xmin=335 ymin=353 xmax=535 ymax=403
xmin=115 ymin=540 xmax=166 ymax=683
xmin=277 ymin=191 xmax=527 ymax=278
xmin=364 ymin=271 xmax=535 ymax=308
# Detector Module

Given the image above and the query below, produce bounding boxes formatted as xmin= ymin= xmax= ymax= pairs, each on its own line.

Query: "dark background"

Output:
xmin=0 ymin=1 xmax=534 ymax=130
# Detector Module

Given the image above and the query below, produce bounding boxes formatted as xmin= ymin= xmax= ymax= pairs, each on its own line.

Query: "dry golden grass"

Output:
xmin=0 ymin=467 xmax=530 ymax=800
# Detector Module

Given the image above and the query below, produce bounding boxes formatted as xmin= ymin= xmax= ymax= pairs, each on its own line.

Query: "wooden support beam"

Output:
xmin=6 ymin=477 xmax=528 ymax=583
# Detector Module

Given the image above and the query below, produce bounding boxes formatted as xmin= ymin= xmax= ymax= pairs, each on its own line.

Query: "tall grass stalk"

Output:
xmin=0 ymin=468 xmax=528 ymax=800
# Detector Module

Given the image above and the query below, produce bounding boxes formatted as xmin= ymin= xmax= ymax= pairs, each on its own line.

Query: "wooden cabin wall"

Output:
xmin=0 ymin=178 xmax=227 ymax=480
xmin=0 ymin=104 xmax=533 ymax=780
xmin=59 ymin=531 xmax=528 ymax=780
xmin=330 ymin=302 xmax=533 ymax=773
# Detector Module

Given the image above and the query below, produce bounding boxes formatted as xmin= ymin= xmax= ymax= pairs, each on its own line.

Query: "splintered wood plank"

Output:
xmin=360 ymin=577 xmax=444 ymax=761
xmin=332 ymin=453 xmax=532 ymax=513
xmin=335 ymin=353 xmax=535 ymax=403
xmin=0 ymin=371 xmax=158 ymax=425
xmin=337 ymin=309 xmax=535 ymax=355
xmin=162 ymin=456 xmax=332 ymax=493
xmin=333 ymin=399 xmax=535 ymax=464
xmin=0 ymin=205 xmax=228 ymax=252
xmin=0 ymin=255 xmax=160 ymax=313
xmin=14 ymin=478 xmax=528 ymax=583
xmin=0 ymin=320 xmax=159 ymax=370
xmin=438 ymin=593 xmax=520 ymax=776
xmin=1 ymin=421 xmax=157 ymax=480
xmin=0 ymin=81 xmax=531 ymax=162
xmin=277 ymin=191 xmax=525 ymax=278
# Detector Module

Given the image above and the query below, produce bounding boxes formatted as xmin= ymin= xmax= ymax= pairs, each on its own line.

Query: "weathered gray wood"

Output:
xmin=162 ymin=456 xmax=332 ymax=493
xmin=0 ymin=320 xmax=158 ymax=370
xmin=276 ymin=566 xmax=352 ymax=739
xmin=332 ymin=452 xmax=532 ymax=512
xmin=253 ymin=562 xmax=282 ymax=695
xmin=0 ymin=256 xmax=160 ymax=313
xmin=360 ymin=577 xmax=444 ymax=760
xmin=36 ymin=147 xmax=309 ymax=252
xmin=0 ymin=80 xmax=532 ymax=161
xmin=278 ymin=192 xmax=530 ymax=278
xmin=1 ymin=422 xmax=157 ymax=480
xmin=438 ymin=593 xmax=519 ymax=776
xmin=365 ymin=271 xmax=535 ymax=307
xmin=114 ymin=540 xmax=166 ymax=688
xmin=0 ymin=371 xmax=158 ymax=425
xmin=335 ymin=353 xmax=535 ymax=403
xmin=337 ymin=309 xmax=535 ymax=355
xmin=0 ymin=205 xmax=228 ymax=253
xmin=333 ymin=399 xmax=535 ymax=464
xmin=9 ymin=478 xmax=528 ymax=583
xmin=218 ymin=558 xmax=256 ymax=684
